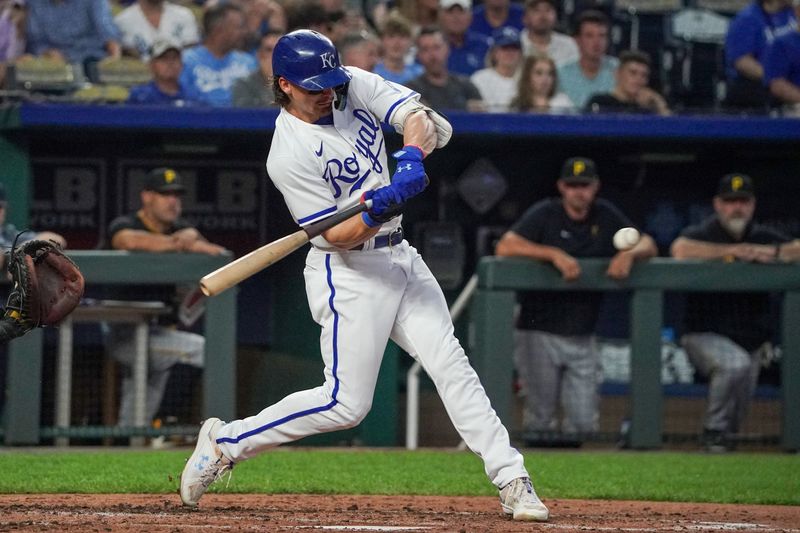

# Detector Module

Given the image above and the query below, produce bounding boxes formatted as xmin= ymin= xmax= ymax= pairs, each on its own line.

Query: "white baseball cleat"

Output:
xmin=180 ymin=418 xmax=233 ymax=507
xmin=499 ymin=477 xmax=549 ymax=521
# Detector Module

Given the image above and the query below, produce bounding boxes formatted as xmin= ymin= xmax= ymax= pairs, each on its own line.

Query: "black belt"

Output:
xmin=353 ymin=227 xmax=403 ymax=250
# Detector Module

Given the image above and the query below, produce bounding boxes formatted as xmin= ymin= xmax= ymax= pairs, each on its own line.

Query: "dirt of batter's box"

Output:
xmin=0 ymin=494 xmax=798 ymax=532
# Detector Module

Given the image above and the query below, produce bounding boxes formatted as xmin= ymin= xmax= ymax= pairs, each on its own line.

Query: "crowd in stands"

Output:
xmin=0 ymin=0 xmax=799 ymax=114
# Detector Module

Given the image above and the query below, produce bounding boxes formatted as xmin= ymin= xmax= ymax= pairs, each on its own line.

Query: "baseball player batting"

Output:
xmin=180 ymin=29 xmax=548 ymax=522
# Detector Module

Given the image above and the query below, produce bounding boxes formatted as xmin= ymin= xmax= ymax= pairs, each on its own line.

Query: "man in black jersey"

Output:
xmin=105 ymin=168 xmax=227 ymax=429
xmin=495 ymin=157 xmax=657 ymax=445
xmin=671 ymin=173 xmax=800 ymax=451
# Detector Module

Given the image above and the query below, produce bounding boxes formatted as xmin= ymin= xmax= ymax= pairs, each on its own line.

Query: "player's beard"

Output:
xmin=720 ymin=216 xmax=748 ymax=239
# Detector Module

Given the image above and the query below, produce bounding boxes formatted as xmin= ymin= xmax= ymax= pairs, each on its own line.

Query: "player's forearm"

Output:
xmin=670 ymin=237 xmax=735 ymax=260
xmin=734 ymin=55 xmax=764 ymax=81
xmin=187 ymin=239 xmax=228 ymax=256
xmin=322 ymin=215 xmax=380 ymax=249
xmin=627 ymin=234 xmax=658 ymax=260
xmin=495 ymin=231 xmax=562 ymax=263
xmin=402 ymin=110 xmax=437 ymax=155
xmin=769 ymin=78 xmax=800 ymax=104
xmin=777 ymin=239 xmax=800 ymax=262
xmin=111 ymin=230 xmax=181 ymax=252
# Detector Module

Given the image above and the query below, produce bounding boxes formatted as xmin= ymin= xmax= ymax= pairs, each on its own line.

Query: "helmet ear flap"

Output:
xmin=334 ymin=82 xmax=349 ymax=111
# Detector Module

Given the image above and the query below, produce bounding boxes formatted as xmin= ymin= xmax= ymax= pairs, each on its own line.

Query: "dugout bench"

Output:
xmin=469 ymin=257 xmax=800 ymax=451
xmin=3 ymin=251 xmax=236 ymax=445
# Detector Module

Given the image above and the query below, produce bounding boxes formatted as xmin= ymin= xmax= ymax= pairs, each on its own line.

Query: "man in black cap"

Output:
xmin=671 ymin=173 xmax=800 ymax=451
xmin=495 ymin=157 xmax=657 ymax=445
xmin=105 ymin=168 xmax=227 ymax=429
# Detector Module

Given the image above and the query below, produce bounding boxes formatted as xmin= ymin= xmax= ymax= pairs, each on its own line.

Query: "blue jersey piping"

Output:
xmin=216 ymin=254 xmax=341 ymax=445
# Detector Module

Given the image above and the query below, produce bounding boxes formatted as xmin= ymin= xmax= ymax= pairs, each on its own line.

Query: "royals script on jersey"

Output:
xmin=267 ymin=67 xmax=421 ymax=248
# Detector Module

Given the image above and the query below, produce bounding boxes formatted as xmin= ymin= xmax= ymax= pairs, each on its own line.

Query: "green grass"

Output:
xmin=0 ymin=448 xmax=797 ymax=505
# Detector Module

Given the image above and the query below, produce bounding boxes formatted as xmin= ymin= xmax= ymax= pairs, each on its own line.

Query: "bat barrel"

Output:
xmin=200 ymin=232 xmax=310 ymax=296
xmin=199 ymin=200 xmax=371 ymax=297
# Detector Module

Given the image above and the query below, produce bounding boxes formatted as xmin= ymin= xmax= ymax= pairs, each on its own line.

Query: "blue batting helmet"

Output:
xmin=272 ymin=30 xmax=352 ymax=90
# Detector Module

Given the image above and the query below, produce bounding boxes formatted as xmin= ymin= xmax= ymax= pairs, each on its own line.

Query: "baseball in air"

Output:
xmin=613 ymin=227 xmax=641 ymax=251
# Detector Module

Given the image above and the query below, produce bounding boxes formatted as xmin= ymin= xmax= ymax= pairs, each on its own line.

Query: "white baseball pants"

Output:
xmin=215 ymin=241 xmax=528 ymax=488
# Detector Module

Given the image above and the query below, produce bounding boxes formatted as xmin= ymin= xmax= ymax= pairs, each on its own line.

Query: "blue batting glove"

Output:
xmin=391 ymin=145 xmax=428 ymax=202
xmin=361 ymin=187 xmax=404 ymax=227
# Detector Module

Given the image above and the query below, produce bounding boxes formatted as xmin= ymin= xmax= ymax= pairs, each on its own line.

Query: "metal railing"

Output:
xmin=468 ymin=257 xmax=800 ymax=451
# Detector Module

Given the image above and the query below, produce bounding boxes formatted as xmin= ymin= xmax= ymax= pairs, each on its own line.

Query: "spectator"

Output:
xmin=115 ymin=0 xmax=200 ymax=60
xmin=671 ymin=173 xmax=800 ymax=452
xmin=316 ymin=0 xmax=365 ymax=48
xmin=470 ymin=26 xmax=522 ymax=112
xmin=495 ymin=157 xmax=657 ymax=446
xmin=105 ymin=168 xmax=227 ymax=428
xmin=406 ymin=25 xmax=485 ymax=111
xmin=520 ymin=0 xmax=577 ymax=66
xmin=238 ymin=0 xmax=287 ymax=50
xmin=127 ymin=38 xmax=196 ymax=105
xmin=585 ymin=50 xmax=669 ymax=115
xmin=438 ymin=0 xmax=490 ymax=77
xmin=724 ymin=0 xmax=796 ymax=110
xmin=557 ymin=10 xmax=617 ymax=109
xmin=284 ymin=0 xmax=346 ymax=43
xmin=232 ymin=29 xmax=281 ymax=107
xmin=0 ymin=181 xmax=66 ymax=271
xmin=0 ymin=0 xmax=26 ymax=86
xmin=25 ymin=0 xmax=121 ymax=81
xmin=397 ymin=0 xmax=439 ymax=32
xmin=180 ymin=3 xmax=257 ymax=107
xmin=511 ymin=54 xmax=573 ymax=112
xmin=373 ymin=11 xmax=422 ymax=84
xmin=338 ymin=29 xmax=379 ymax=72
xmin=470 ymin=0 xmax=524 ymax=40
xmin=763 ymin=0 xmax=800 ymax=108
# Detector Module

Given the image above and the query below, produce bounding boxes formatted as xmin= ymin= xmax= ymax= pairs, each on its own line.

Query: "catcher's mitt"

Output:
xmin=1 ymin=238 xmax=85 ymax=341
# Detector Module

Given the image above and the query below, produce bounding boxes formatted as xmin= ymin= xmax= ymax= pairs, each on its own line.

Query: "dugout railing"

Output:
xmin=2 ymin=251 xmax=237 ymax=445
xmin=469 ymin=257 xmax=800 ymax=451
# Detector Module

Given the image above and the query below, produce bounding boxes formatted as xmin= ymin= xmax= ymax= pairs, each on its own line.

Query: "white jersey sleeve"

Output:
xmin=267 ymin=111 xmax=339 ymax=227
xmin=343 ymin=67 xmax=421 ymax=131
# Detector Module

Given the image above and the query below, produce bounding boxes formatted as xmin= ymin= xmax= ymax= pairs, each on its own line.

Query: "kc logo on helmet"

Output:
xmin=320 ymin=52 xmax=337 ymax=69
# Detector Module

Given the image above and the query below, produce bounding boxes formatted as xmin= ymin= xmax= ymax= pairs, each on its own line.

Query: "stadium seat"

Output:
xmin=71 ymin=84 xmax=130 ymax=103
xmin=96 ymin=57 xmax=151 ymax=88
xmin=11 ymin=56 xmax=78 ymax=93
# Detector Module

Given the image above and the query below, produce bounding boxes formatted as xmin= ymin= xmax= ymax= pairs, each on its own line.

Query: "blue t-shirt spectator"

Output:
xmin=724 ymin=1 xmax=797 ymax=81
xmin=180 ymin=45 xmax=257 ymax=107
xmin=26 ymin=0 xmax=120 ymax=64
xmin=374 ymin=61 xmax=423 ymax=84
xmin=469 ymin=2 xmax=524 ymax=40
xmin=448 ymin=31 xmax=491 ymax=76
xmin=764 ymin=31 xmax=800 ymax=87
xmin=127 ymin=80 xmax=196 ymax=105
xmin=558 ymin=56 xmax=618 ymax=109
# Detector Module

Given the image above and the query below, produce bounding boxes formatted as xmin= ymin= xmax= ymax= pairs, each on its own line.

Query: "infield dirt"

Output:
xmin=0 ymin=494 xmax=798 ymax=532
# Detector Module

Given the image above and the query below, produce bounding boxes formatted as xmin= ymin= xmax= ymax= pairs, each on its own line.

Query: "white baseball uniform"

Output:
xmin=215 ymin=67 xmax=528 ymax=488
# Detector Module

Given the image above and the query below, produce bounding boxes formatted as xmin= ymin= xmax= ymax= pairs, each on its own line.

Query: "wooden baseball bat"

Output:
xmin=200 ymin=200 xmax=371 ymax=297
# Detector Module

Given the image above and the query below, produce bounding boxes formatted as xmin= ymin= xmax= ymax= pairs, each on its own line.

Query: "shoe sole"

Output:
xmin=513 ymin=509 xmax=549 ymax=521
xmin=179 ymin=417 xmax=221 ymax=507
xmin=501 ymin=502 xmax=549 ymax=522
